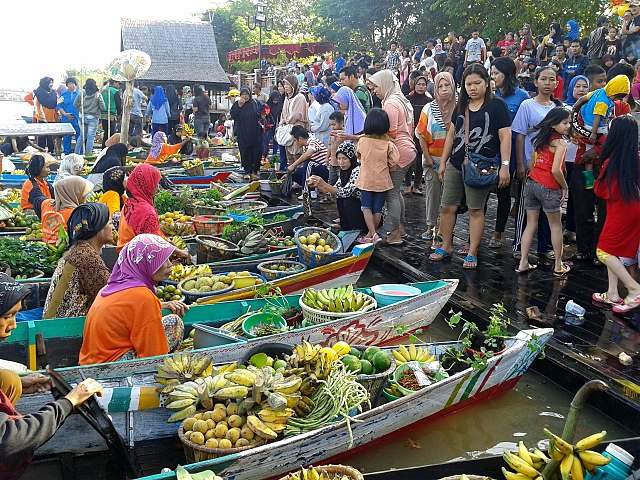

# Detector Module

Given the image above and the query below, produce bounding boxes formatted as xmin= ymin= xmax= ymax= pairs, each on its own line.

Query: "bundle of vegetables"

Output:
xmin=193 ymin=188 xmax=223 ymax=206
xmin=284 ymin=362 xmax=369 ymax=440
xmin=154 ymin=190 xmax=184 ymax=215
xmin=0 ymin=238 xmax=62 ymax=277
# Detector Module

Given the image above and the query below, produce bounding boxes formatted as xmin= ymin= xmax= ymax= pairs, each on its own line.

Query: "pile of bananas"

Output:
xmin=169 ymin=236 xmax=187 ymax=249
xmin=182 ymin=124 xmax=195 ymax=137
xmin=286 ymin=466 xmax=357 ymax=480
xmin=239 ymin=230 xmax=269 ymax=255
xmin=183 ymin=159 xmax=203 ymax=170
xmin=155 ymin=353 xmax=214 ymax=392
xmin=179 ymin=328 xmax=196 ymax=351
xmin=392 ymin=345 xmax=435 ymax=364
xmin=85 ymin=191 xmax=100 ymax=203
xmin=501 ymin=431 xmax=610 ymax=480
xmin=287 ymin=341 xmax=341 ymax=381
xmin=302 ymin=286 xmax=373 ymax=314
xmin=170 ymin=264 xmax=212 ymax=282
xmin=159 ymin=211 xmax=195 ymax=237
xmin=0 ymin=189 xmax=21 ymax=203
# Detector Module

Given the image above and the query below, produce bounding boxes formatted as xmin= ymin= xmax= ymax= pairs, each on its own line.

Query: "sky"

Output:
xmin=2 ymin=0 xmax=225 ymax=90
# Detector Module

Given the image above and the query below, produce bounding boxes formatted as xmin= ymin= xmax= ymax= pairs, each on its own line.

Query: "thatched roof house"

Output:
xmin=120 ymin=18 xmax=231 ymax=89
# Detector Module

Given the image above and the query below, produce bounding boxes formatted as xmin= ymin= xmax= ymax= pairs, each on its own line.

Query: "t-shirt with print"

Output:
xmin=465 ymin=37 xmax=486 ymax=63
xmin=511 ymin=98 xmax=557 ymax=167
xmin=306 ymin=138 xmax=328 ymax=165
xmin=580 ymin=88 xmax=615 ymax=133
xmin=450 ymin=97 xmax=511 ymax=170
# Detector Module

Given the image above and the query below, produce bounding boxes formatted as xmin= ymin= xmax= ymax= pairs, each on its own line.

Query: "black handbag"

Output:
xmin=461 ymin=108 xmax=500 ymax=188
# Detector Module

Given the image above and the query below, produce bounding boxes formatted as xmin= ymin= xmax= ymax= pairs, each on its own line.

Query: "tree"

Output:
xmin=63 ymin=68 xmax=109 ymax=86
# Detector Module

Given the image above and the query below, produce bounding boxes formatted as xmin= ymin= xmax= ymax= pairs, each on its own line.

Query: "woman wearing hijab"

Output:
xmin=307 ymin=141 xmax=366 ymax=232
xmin=87 ymin=142 xmax=128 ymax=190
xmin=74 ymin=78 xmax=106 ymax=155
xmin=308 ymin=86 xmax=335 ymax=146
xmin=54 ymin=154 xmax=85 ymax=184
xmin=332 ymin=86 xmax=367 ymax=140
xmin=79 ymin=234 xmax=187 ymax=365
xmin=99 ymin=166 xmax=127 ymax=217
xmin=40 ymin=176 xmax=93 ymax=244
xmin=25 ymin=77 xmax=58 ymax=152
xmin=566 ymin=20 xmax=580 ymax=42
xmin=368 ymin=69 xmax=418 ymax=245
xmin=230 ymin=87 xmax=263 ymax=180
xmin=165 ymin=85 xmax=181 ymax=134
xmin=20 ymin=155 xmax=53 ymax=217
xmin=145 ymin=131 xmax=188 ymax=165
xmin=405 ymin=74 xmax=433 ymax=195
xmin=43 ymin=204 xmax=112 ymax=319
xmin=117 ymin=163 xmax=163 ymax=250
xmin=416 ymin=72 xmax=457 ymax=243
xmin=146 ymin=86 xmax=171 ymax=136
xmin=168 ymin=124 xmax=194 ymax=156
xmin=279 ymin=75 xmax=310 ymax=166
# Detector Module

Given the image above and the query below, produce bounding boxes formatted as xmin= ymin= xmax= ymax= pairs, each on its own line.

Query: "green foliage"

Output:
xmin=0 ymin=239 xmax=59 ymax=277
xmin=154 ymin=190 xmax=183 ymax=215
xmin=64 ymin=68 xmax=109 ymax=86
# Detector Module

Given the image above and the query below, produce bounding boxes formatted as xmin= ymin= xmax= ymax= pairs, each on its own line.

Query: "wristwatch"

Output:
xmin=501 ymin=160 xmax=510 ymax=166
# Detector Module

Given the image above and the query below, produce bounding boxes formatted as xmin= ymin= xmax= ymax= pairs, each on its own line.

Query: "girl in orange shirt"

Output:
xmin=145 ymin=131 xmax=189 ymax=164
xmin=20 ymin=155 xmax=53 ymax=217
xmin=79 ymin=234 xmax=187 ymax=365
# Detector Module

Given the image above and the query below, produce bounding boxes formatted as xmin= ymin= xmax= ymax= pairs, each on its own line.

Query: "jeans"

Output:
xmin=292 ymin=161 xmax=329 ymax=190
xmin=385 ymin=164 xmax=411 ymax=232
xmin=101 ymin=118 xmax=118 ymax=143
xmin=152 ymin=123 xmax=168 ymax=136
xmin=278 ymin=143 xmax=288 ymax=171
xmin=424 ymin=165 xmax=442 ymax=226
xmin=194 ymin=117 xmax=210 ymax=137
xmin=60 ymin=116 xmax=80 ymax=155
xmin=76 ymin=114 xmax=99 ymax=155
xmin=129 ymin=115 xmax=143 ymax=137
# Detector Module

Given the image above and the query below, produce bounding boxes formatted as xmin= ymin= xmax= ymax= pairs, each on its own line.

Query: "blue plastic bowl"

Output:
xmin=370 ymin=284 xmax=422 ymax=307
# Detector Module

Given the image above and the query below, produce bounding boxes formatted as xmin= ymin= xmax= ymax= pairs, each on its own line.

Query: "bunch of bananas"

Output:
xmin=288 ymin=341 xmax=338 ymax=380
xmin=169 ymin=264 xmax=212 ymax=282
xmin=286 ymin=466 xmax=356 ymax=480
xmin=392 ymin=344 xmax=435 ymax=364
xmin=302 ymin=286 xmax=373 ymax=314
xmin=253 ymin=407 xmax=295 ymax=435
xmin=169 ymin=235 xmax=187 ymax=249
xmin=183 ymin=158 xmax=202 ymax=170
xmin=182 ymin=124 xmax=195 ymax=137
xmin=546 ymin=429 xmax=610 ymax=480
xmin=0 ymin=189 xmax=21 ymax=203
xmin=502 ymin=442 xmax=550 ymax=480
xmin=179 ymin=328 xmax=196 ymax=351
xmin=155 ymin=353 xmax=214 ymax=392
xmin=239 ymin=230 xmax=269 ymax=255
xmin=159 ymin=211 xmax=195 ymax=237
xmin=175 ymin=466 xmax=221 ymax=480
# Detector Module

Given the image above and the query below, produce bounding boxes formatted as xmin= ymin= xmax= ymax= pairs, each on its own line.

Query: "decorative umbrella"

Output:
xmin=107 ymin=50 xmax=151 ymax=145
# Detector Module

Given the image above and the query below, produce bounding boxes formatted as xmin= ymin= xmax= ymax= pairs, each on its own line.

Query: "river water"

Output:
xmin=351 ymin=270 xmax=633 ymax=474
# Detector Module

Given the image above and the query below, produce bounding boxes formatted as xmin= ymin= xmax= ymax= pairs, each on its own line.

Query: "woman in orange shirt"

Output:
xmin=20 ymin=155 xmax=53 ymax=217
xmin=145 ymin=131 xmax=188 ymax=164
xmin=79 ymin=234 xmax=187 ymax=365
xmin=41 ymin=176 xmax=93 ymax=244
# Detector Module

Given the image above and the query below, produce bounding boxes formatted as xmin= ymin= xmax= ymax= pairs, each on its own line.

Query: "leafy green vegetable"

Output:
xmin=154 ymin=190 xmax=182 ymax=215
xmin=0 ymin=238 xmax=59 ymax=277
xmin=270 ymin=213 xmax=288 ymax=223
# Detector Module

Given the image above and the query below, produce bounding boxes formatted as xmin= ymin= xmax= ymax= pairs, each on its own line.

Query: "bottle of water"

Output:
xmin=565 ymin=300 xmax=586 ymax=317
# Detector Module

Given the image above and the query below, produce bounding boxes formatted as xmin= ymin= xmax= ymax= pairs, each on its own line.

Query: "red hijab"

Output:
xmin=122 ymin=164 xmax=162 ymax=234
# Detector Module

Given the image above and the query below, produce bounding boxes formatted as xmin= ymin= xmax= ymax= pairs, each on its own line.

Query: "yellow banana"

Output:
xmin=578 ymin=450 xmax=611 ymax=467
xmin=392 ymin=350 xmax=406 ymax=363
xmin=531 ymin=449 xmax=550 ymax=463
xmin=560 ymin=453 xmax=574 ymax=480
xmin=575 ymin=431 xmax=607 ymax=451
xmin=398 ymin=345 xmax=410 ymax=361
xmin=571 ymin=454 xmax=585 ymax=480
xmin=500 ymin=467 xmax=533 ymax=480
xmin=544 ymin=428 xmax=574 ymax=456
xmin=518 ymin=441 xmax=534 ymax=466
xmin=503 ymin=452 xmax=540 ymax=477
xmin=409 ymin=343 xmax=417 ymax=360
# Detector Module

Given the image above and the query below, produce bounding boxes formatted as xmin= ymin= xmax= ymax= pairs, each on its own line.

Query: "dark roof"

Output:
xmin=121 ymin=18 xmax=230 ymax=88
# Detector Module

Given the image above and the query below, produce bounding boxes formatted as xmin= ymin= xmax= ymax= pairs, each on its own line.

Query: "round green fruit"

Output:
xmin=359 ymin=359 xmax=374 ymax=375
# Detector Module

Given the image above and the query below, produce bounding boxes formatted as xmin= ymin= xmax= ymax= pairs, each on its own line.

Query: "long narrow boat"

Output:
xmin=166 ymin=171 xmax=232 ymax=185
xmin=4 ymin=279 xmax=456 ymax=373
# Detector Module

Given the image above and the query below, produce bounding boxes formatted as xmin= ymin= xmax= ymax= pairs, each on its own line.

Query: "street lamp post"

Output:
xmin=246 ymin=1 xmax=273 ymax=71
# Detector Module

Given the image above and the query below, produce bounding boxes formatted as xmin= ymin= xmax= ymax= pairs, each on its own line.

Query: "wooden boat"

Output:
xmin=362 ymin=436 xmax=640 ymax=479
xmin=166 ymin=171 xmax=232 ymax=185
xmin=4 ymin=278 xmax=455 ymax=373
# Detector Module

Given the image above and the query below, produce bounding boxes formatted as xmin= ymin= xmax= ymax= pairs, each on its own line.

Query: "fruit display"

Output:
xmin=267 ymin=235 xmax=295 ymax=248
xmin=159 ymin=211 xmax=195 ymax=237
xmin=391 ymin=344 xmax=435 ymax=364
xmin=238 ymin=230 xmax=269 ymax=255
xmin=155 ymin=353 xmax=215 ymax=393
xmin=181 ymin=275 xmax=234 ymax=295
xmin=0 ymin=189 xmax=21 ymax=203
xmin=260 ymin=262 xmax=304 ymax=273
xmin=0 ymin=238 xmax=61 ymax=277
xmin=183 ymin=158 xmax=203 ymax=171
xmin=1 ymin=208 xmax=39 ymax=230
xmin=19 ymin=222 xmax=43 ymax=241
xmin=286 ymin=466 xmax=362 ymax=480
xmin=286 ymin=341 xmax=351 ymax=381
xmin=297 ymin=232 xmax=334 ymax=254
xmin=169 ymin=236 xmax=187 ymax=249
xmin=301 ymin=286 xmax=375 ymax=314
xmin=169 ymin=264 xmax=212 ymax=282
xmin=156 ymin=284 xmax=184 ymax=301
xmin=182 ymin=124 xmax=195 ymax=137
xmin=340 ymin=346 xmax=391 ymax=376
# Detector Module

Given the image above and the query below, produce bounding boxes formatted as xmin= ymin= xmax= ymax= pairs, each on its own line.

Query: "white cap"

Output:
xmin=605 ymin=443 xmax=634 ymax=466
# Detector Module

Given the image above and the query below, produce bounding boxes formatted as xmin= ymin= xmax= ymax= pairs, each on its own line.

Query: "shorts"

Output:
xmin=440 ymin=162 xmax=491 ymax=210
xmin=524 ymin=179 xmax=562 ymax=213
xmin=360 ymin=190 xmax=386 ymax=214
xmin=596 ymin=248 xmax=638 ymax=267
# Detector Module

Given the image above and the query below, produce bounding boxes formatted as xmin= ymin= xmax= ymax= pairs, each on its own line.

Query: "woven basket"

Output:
xmin=298 ymin=293 xmax=377 ymax=325
xmin=193 ymin=204 xmax=225 ymax=216
xmin=185 ymin=164 xmax=205 ymax=176
xmin=352 ymin=346 xmax=396 ymax=409
xmin=257 ymin=260 xmax=306 ymax=280
xmin=192 ymin=215 xmax=233 ymax=236
xmin=178 ymin=425 xmax=264 ymax=462
xmin=195 ymin=235 xmax=239 ymax=263
xmin=278 ymin=465 xmax=364 ymax=480
xmin=178 ymin=275 xmax=234 ymax=303
xmin=294 ymin=227 xmax=341 ymax=268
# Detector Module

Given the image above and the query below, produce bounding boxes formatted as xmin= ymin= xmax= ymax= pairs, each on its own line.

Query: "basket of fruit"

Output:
xmin=159 ymin=211 xmax=195 ymax=237
xmin=183 ymin=159 xmax=205 ymax=176
xmin=178 ymin=406 xmax=265 ymax=462
xmin=344 ymin=346 xmax=395 ymax=409
xmin=192 ymin=215 xmax=233 ymax=236
xmin=217 ymin=271 xmax=265 ymax=290
xmin=299 ymin=286 xmax=377 ymax=325
xmin=266 ymin=235 xmax=295 ymax=251
xmin=294 ymin=227 xmax=340 ymax=268
xmin=195 ymin=235 xmax=239 ymax=263
xmin=257 ymin=260 xmax=306 ymax=280
xmin=156 ymin=284 xmax=185 ymax=303
xmin=168 ymin=264 xmax=212 ymax=284
xmin=178 ymin=274 xmax=235 ymax=302
xmin=279 ymin=465 xmax=364 ymax=480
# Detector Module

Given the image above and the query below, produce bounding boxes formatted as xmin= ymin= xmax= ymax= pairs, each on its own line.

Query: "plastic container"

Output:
xmin=392 ymin=361 xmax=449 ymax=396
xmin=241 ymin=312 xmax=287 ymax=338
xmin=585 ymin=443 xmax=634 ymax=480
xmin=257 ymin=260 xmax=306 ymax=280
xmin=565 ymin=300 xmax=586 ymax=317
xmin=299 ymin=293 xmax=377 ymax=325
xmin=370 ymin=284 xmax=422 ymax=307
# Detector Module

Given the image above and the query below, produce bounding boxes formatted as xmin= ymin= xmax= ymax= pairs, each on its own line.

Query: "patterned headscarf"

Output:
xmin=333 ymin=86 xmax=367 ymax=135
xmin=55 ymin=154 xmax=85 ymax=183
xmin=149 ymin=131 xmax=167 ymax=160
xmin=0 ymin=273 xmax=30 ymax=317
xmin=101 ymin=234 xmax=175 ymax=297
xmin=311 ymin=86 xmax=332 ymax=104
xmin=122 ymin=164 xmax=162 ymax=235
xmin=336 ymin=141 xmax=358 ymax=186
xmin=103 ymin=166 xmax=126 ymax=196
xmin=67 ymin=203 xmax=110 ymax=246
xmin=53 ymin=176 xmax=93 ymax=211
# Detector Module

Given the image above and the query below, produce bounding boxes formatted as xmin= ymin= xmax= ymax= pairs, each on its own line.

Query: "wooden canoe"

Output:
xmin=166 ymin=172 xmax=232 ymax=185
xmin=5 ymin=278 xmax=456 ymax=375
xmin=129 ymin=328 xmax=551 ymax=479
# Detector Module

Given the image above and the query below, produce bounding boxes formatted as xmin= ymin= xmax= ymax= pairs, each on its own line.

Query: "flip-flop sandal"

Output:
xmin=592 ymin=292 xmax=624 ymax=306
xmin=429 ymin=247 xmax=451 ymax=261
xmin=385 ymin=239 xmax=405 ymax=246
xmin=553 ymin=263 xmax=571 ymax=277
xmin=515 ymin=264 xmax=538 ymax=274
xmin=463 ymin=255 xmax=478 ymax=269
xmin=613 ymin=294 xmax=640 ymax=313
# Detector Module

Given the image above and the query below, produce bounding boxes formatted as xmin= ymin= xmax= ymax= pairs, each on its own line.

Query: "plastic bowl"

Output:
xmin=392 ymin=361 xmax=432 ymax=397
xmin=242 ymin=312 xmax=287 ymax=338
xmin=370 ymin=284 xmax=422 ymax=307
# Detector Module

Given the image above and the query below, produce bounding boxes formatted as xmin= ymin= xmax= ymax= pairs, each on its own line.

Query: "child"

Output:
xmin=592 ymin=116 xmax=640 ymax=312
xmin=327 ymin=111 xmax=345 ymax=186
xmin=355 ymin=108 xmax=400 ymax=243
xmin=584 ymin=64 xmax=607 ymax=91
xmin=517 ymin=107 xmax=571 ymax=276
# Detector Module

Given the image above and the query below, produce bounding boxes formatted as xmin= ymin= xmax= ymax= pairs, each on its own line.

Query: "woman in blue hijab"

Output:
xmin=565 ymin=75 xmax=589 ymax=106
xmin=566 ymin=20 xmax=580 ymax=42
xmin=146 ymin=86 xmax=171 ymax=136
xmin=309 ymin=86 xmax=335 ymax=146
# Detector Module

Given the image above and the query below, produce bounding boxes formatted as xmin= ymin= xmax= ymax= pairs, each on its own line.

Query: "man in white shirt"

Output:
xmin=465 ymin=30 xmax=487 ymax=66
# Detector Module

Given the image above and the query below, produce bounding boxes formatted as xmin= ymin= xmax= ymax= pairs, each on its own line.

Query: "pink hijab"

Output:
xmin=101 ymin=234 xmax=175 ymax=296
